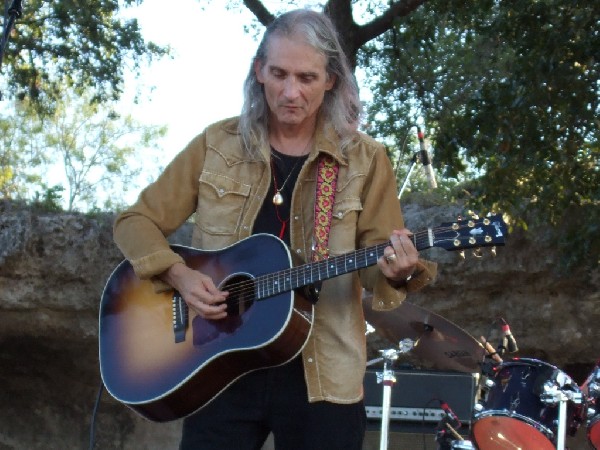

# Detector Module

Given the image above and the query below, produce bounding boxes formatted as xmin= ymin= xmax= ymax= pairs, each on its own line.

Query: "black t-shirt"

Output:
xmin=252 ymin=148 xmax=309 ymax=246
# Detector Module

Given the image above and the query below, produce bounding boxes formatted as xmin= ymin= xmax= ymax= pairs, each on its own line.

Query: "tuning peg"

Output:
xmin=472 ymin=247 xmax=483 ymax=258
xmin=491 ymin=246 xmax=497 ymax=257
xmin=459 ymin=250 xmax=466 ymax=260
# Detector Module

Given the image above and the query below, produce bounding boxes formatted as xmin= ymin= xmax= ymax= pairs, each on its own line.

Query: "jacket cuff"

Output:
xmin=130 ymin=249 xmax=185 ymax=280
xmin=370 ymin=258 xmax=437 ymax=311
xmin=370 ymin=272 xmax=407 ymax=311
xmin=406 ymin=259 xmax=438 ymax=293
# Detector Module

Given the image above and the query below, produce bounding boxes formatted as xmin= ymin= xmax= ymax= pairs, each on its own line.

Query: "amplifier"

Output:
xmin=363 ymin=369 xmax=478 ymax=431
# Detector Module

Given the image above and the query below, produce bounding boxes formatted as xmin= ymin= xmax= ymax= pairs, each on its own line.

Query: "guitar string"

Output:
xmin=220 ymin=225 xmax=489 ymax=304
xmin=212 ymin=224 xmax=495 ymax=307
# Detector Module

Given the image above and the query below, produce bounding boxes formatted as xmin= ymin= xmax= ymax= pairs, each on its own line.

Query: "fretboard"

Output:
xmin=254 ymin=231 xmax=433 ymax=300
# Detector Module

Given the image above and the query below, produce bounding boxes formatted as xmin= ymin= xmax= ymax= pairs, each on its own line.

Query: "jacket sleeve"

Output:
xmin=356 ymin=144 xmax=437 ymax=311
xmin=113 ymin=133 xmax=207 ymax=285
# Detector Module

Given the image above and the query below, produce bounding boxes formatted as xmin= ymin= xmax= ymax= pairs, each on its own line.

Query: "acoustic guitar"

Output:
xmin=99 ymin=214 xmax=506 ymax=421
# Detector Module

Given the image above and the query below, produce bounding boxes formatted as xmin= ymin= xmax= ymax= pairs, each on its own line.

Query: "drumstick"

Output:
xmin=479 ymin=336 xmax=503 ymax=363
xmin=445 ymin=422 xmax=464 ymax=441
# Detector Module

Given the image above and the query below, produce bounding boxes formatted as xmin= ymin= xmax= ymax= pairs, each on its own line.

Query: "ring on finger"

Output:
xmin=385 ymin=253 xmax=397 ymax=263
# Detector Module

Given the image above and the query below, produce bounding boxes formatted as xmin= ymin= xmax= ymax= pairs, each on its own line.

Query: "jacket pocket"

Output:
xmin=195 ymin=171 xmax=251 ymax=236
xmin=328 ymin=197 xmax=363 ymax=254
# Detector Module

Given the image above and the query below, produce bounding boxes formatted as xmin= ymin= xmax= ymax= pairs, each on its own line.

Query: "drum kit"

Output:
xmin=363 ymin=292 xmax=599 ymax=450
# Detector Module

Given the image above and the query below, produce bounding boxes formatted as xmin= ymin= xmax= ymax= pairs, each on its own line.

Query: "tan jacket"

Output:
xmin=114 ymin=117 xmax=436 ymax=404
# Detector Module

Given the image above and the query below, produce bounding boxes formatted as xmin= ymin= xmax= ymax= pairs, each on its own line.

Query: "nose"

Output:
xmin=282 ymin=77 xmax=300 ymax=100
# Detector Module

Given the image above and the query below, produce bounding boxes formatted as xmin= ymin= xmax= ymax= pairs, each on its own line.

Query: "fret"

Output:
xmin=266 ymin=275 xmax=274 ymax=297
xmin=276 ymin=272 xmax=285 ymax=293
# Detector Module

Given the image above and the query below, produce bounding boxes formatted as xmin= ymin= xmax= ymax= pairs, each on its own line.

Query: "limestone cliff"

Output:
xmin=0 ymin=201 xmax=597 ymax=449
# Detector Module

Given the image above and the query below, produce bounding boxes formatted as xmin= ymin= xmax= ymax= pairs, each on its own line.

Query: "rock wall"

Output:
xmin=0 ymin=201 xmax=597 ymax=449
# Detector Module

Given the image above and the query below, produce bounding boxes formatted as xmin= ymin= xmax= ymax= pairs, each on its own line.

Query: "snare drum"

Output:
xmin=472 ymin=358 xmax=582 ymax=450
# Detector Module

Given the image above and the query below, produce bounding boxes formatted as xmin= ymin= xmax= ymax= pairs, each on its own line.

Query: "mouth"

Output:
xmin=280 ymin=104 xmax=301 ymax=111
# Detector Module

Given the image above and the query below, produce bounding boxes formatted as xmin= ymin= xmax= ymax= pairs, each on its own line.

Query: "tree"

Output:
xmin=0 ymin=100 xmax=48 ymax=198
xmin=0 ymin=91 xmax=167 ymax=211
xmin=215 ymin=1 xmax=599 ymax=267
xmin=360 ymin=0 xmax=600 ymax=268
xmin=1 ymin=0 xmax=168 ymax=105
xmin=207 ymin=0 xmax=429 ymax=69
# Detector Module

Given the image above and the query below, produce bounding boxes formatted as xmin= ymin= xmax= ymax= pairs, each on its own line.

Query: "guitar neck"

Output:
xmin=255 ymin=230 xmax=432 ymax=300
xmin=253 ymin=214 xmax=506 ymax=300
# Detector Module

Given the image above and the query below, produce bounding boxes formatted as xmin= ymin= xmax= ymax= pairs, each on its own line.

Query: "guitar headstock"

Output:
xmin=433 ymin=213 xmax=507 ymax=253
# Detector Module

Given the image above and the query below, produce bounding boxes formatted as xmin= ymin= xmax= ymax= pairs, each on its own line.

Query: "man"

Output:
xmin=114 ymin=8 xmax=436 ymax=450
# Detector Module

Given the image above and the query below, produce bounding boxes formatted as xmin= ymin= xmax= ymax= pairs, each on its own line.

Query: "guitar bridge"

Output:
xmin=172 ymin=291 xmax=188 ymax=343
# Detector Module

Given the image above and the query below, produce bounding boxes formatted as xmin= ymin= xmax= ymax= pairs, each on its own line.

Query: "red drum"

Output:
xmin=589 ymin=415 xmax=600 ymax=449
xmin=582 ymin=361 xmax=600 ymax=449
xmin=472 ymin=358 xmax=582 ymax=450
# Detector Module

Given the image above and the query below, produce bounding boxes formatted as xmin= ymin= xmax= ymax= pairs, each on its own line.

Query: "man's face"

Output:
xmin=255 ymin=34 xmax=336 ymax=129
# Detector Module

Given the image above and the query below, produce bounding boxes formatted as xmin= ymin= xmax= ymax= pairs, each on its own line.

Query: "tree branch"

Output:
xmin=242 ymin=0 xmax=276 ymax=27
xmin=356 ymin=0 xmax=428 ymax=48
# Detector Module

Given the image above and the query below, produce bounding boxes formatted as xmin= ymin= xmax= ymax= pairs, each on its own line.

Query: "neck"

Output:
xmin=269 ymin=119 xmax=317 ymax=156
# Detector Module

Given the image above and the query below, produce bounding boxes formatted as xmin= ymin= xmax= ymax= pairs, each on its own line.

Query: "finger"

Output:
xmin=393 ymin=234 xmax=416 ymax=257
xmin=188 ymin=297 xmax=228 ymax=319
xmin=197 ymin=277 xmax=229 ymax=304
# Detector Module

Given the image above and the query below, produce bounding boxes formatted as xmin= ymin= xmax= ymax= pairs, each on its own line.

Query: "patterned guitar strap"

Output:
xmin=303 ymin=154 xmax=339 ymax=303
xmin=312 ymin=154 xmax=339 ymax=262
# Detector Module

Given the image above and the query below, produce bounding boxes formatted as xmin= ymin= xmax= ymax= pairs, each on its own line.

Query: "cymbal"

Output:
xmin=363 ymin=291 xmax=485 ymax=373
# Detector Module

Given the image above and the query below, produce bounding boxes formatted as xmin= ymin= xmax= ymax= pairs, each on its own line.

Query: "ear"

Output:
xmin=254 ymin=59 xmax=265 ymax=84
xmin=325 ymin=73 xmax=336 ymax=91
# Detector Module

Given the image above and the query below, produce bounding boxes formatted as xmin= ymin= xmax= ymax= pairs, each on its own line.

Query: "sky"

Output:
xmin=118 ymin=1 xmax=271 ymax=162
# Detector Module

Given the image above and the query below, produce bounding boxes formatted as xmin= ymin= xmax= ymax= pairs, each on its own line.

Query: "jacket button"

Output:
xmin=307 ymin=358 xmax=313 ymax=363
xmin=296 ymin=249 xmax=302 ymax=254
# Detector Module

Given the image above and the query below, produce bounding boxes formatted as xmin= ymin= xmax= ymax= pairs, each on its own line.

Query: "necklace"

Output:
xmin=270 ymin=136 xmax=313 ymax=205
xmin=271 ymin=154 xmax=305 ymax=206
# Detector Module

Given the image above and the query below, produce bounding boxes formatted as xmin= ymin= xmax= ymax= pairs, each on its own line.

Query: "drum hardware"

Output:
xmin=450 ymin=440 xmax=475 ymax=450
xmin=435 ymin=408 xmax=474 ymax=450
xmin=539 ymin=381 xmax=584 ymax=450
xmin=367 ymin=338 xmax=415 ymax=450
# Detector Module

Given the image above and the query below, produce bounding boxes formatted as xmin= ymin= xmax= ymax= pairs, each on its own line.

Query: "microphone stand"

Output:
xmin=0 ymin=0 xmax=23 ymax=101
xmin=397 ymin=151 xmax=419 ymax=199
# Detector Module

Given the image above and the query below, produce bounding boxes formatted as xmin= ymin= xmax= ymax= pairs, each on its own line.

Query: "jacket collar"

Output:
xmin=217 ymin=114 xmax=353 ymax=167
xmin=313 ymin=117 xmax=349 ymax=167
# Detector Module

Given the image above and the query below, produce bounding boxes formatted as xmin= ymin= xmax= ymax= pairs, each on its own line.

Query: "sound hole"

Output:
xmin=222 ymin=273 xmax=255 ymax=317
xmin=191 ymin=273 xmax=256 ymax=348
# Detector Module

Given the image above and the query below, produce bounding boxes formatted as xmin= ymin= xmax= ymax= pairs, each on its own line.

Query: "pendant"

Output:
xmin=272 ymin=191 xmax=284 ymax=205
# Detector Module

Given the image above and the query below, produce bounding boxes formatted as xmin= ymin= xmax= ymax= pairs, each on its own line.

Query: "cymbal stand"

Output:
xmin=370 ymin=338 xmax=414 ymax=450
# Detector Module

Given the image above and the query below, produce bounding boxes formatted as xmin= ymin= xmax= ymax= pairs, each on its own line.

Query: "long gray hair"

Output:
xmin=239 ymin=9 xmax=362 ymax=158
